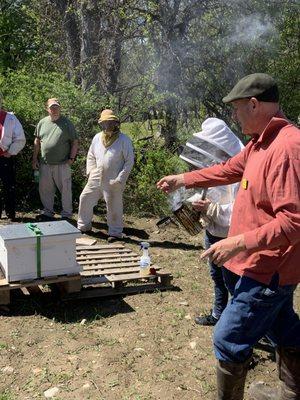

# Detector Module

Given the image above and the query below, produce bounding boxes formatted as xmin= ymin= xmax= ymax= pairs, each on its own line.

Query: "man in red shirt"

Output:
xmin=157 ymin=73 xmax=300 ymax=400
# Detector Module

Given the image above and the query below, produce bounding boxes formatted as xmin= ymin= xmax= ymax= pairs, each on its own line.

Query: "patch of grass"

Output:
xmin=123 ymin=391 xmax=154 ymax=400
xmin=158 ymin=370 xmax=176 ymax=382
xmin=10 ymin=329 xmax=21 ymax=338
xmin=173 ymin=271 xmax=184 ymax=279
xmin=49 ymin=371 xmax=72 ymax=385
xmin=191 ymin=282 xmax=202 ymax=291
xmin=0 ymin=391 xmax=14 ymax=400
xmin=0 ymin=343 xmax=7 ymax=350
xmin=108 ymin=379 xmax=119 ymax=388
xmin=37 ymin=367 xmax=72 ymax=385
xmin=97 ymin=338 xmax=119 ymax=347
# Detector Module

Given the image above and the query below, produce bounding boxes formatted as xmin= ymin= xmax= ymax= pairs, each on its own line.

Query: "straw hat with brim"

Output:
xmin=222 ymin=73 xmax=279 ymax=103
xmin=98 ymin=109 xmax=119 ymax=123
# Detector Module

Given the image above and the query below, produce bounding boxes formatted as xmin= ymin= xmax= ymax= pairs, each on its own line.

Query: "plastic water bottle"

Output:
xmin=33 ymin=170 xmax=39 ymax=183
xmin=139 ymin=242 xmax=151 ymax=277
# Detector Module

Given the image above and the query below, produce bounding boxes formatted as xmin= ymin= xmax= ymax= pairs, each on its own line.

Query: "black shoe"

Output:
xmin=107 ymin=236 xmax=122 ymax=243
xmin=195 ymin=314 xmax=218 ymax=326
xmin=79 ymin=229 xmax=93 ymax=235
xmin=36 ymin=214 xmax=55 ymax=222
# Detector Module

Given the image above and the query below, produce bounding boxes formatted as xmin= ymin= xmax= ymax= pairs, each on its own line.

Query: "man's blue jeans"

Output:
xmin=205 ymin=230 xmax=228 ymax=319
xmin=214 ymin=269 xmax=300 ymax=363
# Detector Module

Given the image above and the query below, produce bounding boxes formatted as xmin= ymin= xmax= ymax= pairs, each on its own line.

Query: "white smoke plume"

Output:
xmin=228 ymin=14 xmax=278 ymax=46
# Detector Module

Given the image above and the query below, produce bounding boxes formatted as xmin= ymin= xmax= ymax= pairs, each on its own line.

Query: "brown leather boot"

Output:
xmin=248 ymin=347 xmax=300 ymax=400
xmin=217 ymin=359 xmax=250 ymax=400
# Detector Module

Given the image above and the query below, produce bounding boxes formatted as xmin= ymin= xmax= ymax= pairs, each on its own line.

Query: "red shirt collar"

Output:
xmin=252 ymin=111 xmax=290 ymax=146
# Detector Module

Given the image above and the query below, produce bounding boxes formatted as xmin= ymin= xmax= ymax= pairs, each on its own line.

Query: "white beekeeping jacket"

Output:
xmin=180 ymin=118 xmax=244 ymax=238
xmin=86 ymin=131 xmax=134 ymax=186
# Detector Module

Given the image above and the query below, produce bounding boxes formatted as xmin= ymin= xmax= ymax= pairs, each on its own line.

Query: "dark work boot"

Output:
xmin=278 ymin=347 xmax=300 ymax=399
xmin=248 ymin=347 xmax=300 ymax=400
xmin=195 ymin=314 xmax=218 ymax=326
xmin=217 ymin=358 xmax=250 ymax=400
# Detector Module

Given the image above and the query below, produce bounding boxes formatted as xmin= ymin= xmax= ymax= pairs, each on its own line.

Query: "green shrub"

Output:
xmin=0 ymin=70 xmax=187 ymax=216
xmin=124 ymin=140 xmax=187 ymax=216
xmin=0 ymin=70 xmax=104 ymax=211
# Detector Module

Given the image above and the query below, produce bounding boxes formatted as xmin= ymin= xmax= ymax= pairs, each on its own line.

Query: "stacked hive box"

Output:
xmin=0 ymin=221 xmax=81 ymax=282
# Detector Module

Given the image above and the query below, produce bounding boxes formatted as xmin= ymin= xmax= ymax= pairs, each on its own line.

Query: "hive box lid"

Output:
xmin=0 ymin=220 xmax=80 ymax=242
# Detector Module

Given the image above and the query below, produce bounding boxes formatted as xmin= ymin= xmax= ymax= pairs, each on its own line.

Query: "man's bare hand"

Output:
xmin=201 ymin=234 xmax=246 ymax=267
xmin=156 ymin=174 xmax=185 ymax=194
xmin=192 ymin=199 xmax=211 ymax=212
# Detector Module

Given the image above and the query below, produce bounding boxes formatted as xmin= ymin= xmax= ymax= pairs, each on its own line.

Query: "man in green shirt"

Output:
xmin=32 ymin=98 xmax=78 ymax=220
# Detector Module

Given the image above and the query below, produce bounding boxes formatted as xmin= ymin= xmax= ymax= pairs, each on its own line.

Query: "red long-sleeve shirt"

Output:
xmin=184 ymin=115 xmax=300 ymax=285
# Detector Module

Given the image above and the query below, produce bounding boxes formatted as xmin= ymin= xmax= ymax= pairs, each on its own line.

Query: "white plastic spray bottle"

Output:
xmin=139 ymin=241 xmax=151 ymax=276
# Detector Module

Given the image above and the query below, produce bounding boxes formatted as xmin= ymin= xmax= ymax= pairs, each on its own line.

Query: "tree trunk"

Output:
xmin=79 ymin=0 xmax=102 ymax=91
xmin=63 ymin=6 xmax=81 ymax=84
xmin=105 ymin=33 xmax=122 ymax=94
xmin=161 ymin=98 xmax=178 ymax=148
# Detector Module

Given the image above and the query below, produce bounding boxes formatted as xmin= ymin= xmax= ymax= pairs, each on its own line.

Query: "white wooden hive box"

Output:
xmin=0 ymin=221 xmax=82 ymax=282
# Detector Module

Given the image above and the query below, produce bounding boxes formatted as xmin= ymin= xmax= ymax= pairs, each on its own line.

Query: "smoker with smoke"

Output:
xmin=157 ymin=130 xmax=229 ymax=235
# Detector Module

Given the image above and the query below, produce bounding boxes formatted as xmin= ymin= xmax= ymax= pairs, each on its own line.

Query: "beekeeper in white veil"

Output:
xmin=77 ymin=109 xmax=134 ymax=241
xmin=185 ymin=118 xmax=244 ymax=326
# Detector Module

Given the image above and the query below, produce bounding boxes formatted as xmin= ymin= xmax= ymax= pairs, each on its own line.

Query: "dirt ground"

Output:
xmin=0 ymin=213 xmax=299 ymax=400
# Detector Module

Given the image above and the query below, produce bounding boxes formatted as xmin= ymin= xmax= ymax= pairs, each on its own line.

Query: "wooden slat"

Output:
xmin=0 ymin=279 xmax=9 ymax=288
xmin=76 ymin=253 xmax=139 ymax=262
xmin=77 ymin=248 xmax=133 ymax=256
xmin=81 ymin=265 xmax=161 ymax=276
xmin=76 ymin=237 xmax=97 ymax=246
xmin=76 ymin=246 xmax=131 ymax=256
xmin=62 ymin=283 xmax=175 ymax=300
xmin=82 ymin=261 xmax=140 ymax=270
xmin=76 ymin=244 xmax=125 ymax=251
xmin=76 ymin=249 xmax=134 ymax=259
xmin=106 ymin=273 xmax=157 ymax=282
xmin=77 ymin=256 xmax=140 ymax=266
xmin=82 ymin=267 xmax=139 ymax=276
xmin=0 ymin=274 xmax=81 ymax=291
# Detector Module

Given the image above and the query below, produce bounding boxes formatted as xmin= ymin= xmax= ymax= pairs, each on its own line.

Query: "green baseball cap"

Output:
xmin=222 ymin=73 xmax=279 ymax=103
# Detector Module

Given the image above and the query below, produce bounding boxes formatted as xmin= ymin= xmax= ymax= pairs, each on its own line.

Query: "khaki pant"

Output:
xmin=39 ymin=163 xmax=72 ymax=218
xmin=77 ymin=168 xmax=124 ymax=237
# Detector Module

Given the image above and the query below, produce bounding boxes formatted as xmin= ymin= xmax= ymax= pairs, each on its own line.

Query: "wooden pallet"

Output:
xmin=0 ymin=243 xmax=173 ymax=305
xmin=0 ymin=272 xmax=81 ymax=305
xmin=69 ymin=243 xmax=173 ymax=299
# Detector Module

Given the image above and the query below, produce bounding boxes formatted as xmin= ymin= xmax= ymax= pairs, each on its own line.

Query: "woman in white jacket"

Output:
xmin=77 ymin=110 xmax=134 ymax=241
xmin=0 ymin=95 xmax=26 ymax=221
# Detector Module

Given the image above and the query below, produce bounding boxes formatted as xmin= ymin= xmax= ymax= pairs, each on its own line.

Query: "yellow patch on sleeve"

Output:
xmin=242 ymin=178 xmax=248 ymax=189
